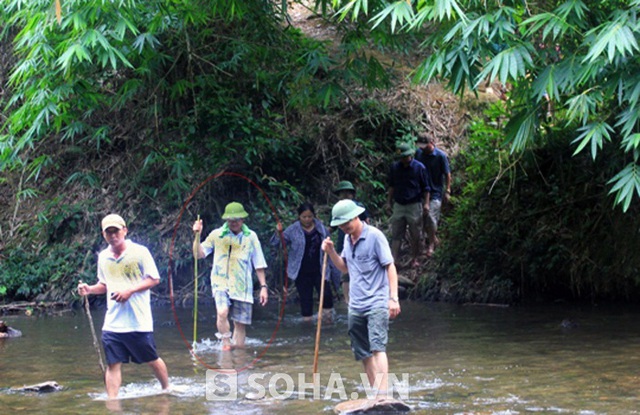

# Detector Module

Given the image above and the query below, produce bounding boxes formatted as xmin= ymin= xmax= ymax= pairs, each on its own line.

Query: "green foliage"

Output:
xmin=0 ymin=243 xmax=91 ymax=301
xmin=429 ymin=104 xmax=640 ymax=303
xmin=326 ymin=0 xmax=640 ymax=211
xmin=0 ymin=0 xmax=418 ymax=303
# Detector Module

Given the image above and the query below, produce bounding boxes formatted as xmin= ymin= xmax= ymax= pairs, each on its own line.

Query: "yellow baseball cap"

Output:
xmin=101 ymin=214 xmax=126 ymax=231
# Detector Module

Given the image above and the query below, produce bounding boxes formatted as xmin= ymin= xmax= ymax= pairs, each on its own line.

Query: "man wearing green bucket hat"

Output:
xmin=193 ymin=202 xmax=268 ymax=351
xmin=332 ymin=180 xmax=370 ymax=304
xmin=322 ymin=199 xmax=400 ymax=397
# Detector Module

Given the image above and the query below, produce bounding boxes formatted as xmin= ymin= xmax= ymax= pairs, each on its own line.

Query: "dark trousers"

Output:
xmin=295 ymin=269 xmax=334 ymax=317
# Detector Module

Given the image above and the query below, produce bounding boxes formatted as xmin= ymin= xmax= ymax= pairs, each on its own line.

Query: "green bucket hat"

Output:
xmin=396 ymin=142 xmax=414 ymax=157
xmin=221 ymin=202 xmax=249 ymax=219
xmin=330 ymin=199 xmax=366 ymax=227
xmin=333 ymin=180 xmax=356 ymax=194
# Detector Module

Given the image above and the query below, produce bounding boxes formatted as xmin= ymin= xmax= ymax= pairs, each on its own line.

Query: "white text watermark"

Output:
xmin=206 ymin=370 xmax=410 ymax=401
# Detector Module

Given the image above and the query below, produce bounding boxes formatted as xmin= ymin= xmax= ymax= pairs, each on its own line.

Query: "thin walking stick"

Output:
xmin=80 ymin=282 xmax=106 ymax=377
xmin=193 ymin=214 xmax=201 ymax=351
xmin=312 ymin=253 xmax=329 ymax=374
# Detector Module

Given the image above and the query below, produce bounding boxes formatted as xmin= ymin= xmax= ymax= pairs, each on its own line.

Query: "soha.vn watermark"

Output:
xmin=206 ymin=370 xmax=409 ymax=401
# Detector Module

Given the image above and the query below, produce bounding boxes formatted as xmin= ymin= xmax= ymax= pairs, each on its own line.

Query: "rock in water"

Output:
xmin=0 ymin=320 xmax=22 ymax=338
xmin=13 ymin=381 xmax=63 ymax=393
xmin=334 ymin=398 xmax=411 ymax=414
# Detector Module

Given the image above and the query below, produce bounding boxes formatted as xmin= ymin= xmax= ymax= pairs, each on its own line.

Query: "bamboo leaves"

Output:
xmin=584 ymin=13 xmax=639 ymax=64
xmin=608 ymin=162 xmax=640 ymax=212
xmin=325 ymin=0 xmax=640 ymax=211
xmin=370 ymin=1 xmax=414 ymax=32
xmin=479 ymin=44 xmax=533 ymax=87
xmin=572 ymin=122 xmax=614 ymax=160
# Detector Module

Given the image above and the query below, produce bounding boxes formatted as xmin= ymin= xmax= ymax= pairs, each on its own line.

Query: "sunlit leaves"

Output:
xmin=56 ymin=43 xmax=92 ymax=73
xmin=620 ymin=133 xmax=640 ymax=153
xmin=572 ymin=122 xmax=613 ymax=160
xmin=462 ymin=14 xmax=493 ymax=40
xmin=565 ymin=91 xmax=598 ymax=125
xmin=608 ymin=162 xmax=640 ymax=212
xmin=555 ymin=0 xmax=588 ymax=22
xmin=615 ymin=107 xmax=640 ymax=141
xmin=2 ymin=0 xmax=143 ymax=169
xmin=433 ymin=0 xmax=466 ymax=22
xmin=333 ymin=0 xmax=369 ymax=21
xmin=478 ymin=44 xmax=533 ymax=87
xmin=584 ymin=14 xmax=639 ymax=64
xmin=523 ymin=11 xmax=572 ymax=41
xmin=412 ymin=49 xmax=445 ymax=85
xmin=132 ymin=33 xmax=160 ymax=54
xmin=370 ymin=1 xmax=414 ymax=32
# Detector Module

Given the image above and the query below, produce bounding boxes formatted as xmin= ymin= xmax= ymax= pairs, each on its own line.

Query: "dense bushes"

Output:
xmin=426 ymin=103 xmax=640 ymax=304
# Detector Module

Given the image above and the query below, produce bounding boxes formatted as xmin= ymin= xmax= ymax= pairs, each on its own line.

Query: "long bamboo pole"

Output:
xmin=193 ymin=214 xmax=200 ymax=351
xmin=80 ymin=282 xmax=106 ymax=377
xmin=312 ymin=253 xmax=329 ymax=374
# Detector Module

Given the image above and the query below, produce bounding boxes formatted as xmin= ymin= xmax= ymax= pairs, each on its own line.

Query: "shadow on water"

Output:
xmin=2 ymin=301 xmax=640 ymax=413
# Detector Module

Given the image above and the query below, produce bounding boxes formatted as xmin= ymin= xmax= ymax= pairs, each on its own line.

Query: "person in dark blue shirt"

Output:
xmin=415 ymin=133 xmax=451 ymax=257
xmin=386 ymin=143 xmax=430 ymax=268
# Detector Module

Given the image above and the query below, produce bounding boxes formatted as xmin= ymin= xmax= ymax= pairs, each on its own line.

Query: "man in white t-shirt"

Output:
xmin=78 ymin=214 xmax=169 ymax=399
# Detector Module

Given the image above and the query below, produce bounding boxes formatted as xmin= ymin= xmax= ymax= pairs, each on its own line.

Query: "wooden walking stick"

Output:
xmin=193 ymin=214 xmax=201 ymax=352
xmin=80 ymin=281 xmax=106 ymax=377
xmin=312 ymin=252 xmax=329 ymax=374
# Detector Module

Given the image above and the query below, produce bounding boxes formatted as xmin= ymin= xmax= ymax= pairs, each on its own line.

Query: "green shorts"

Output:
xmin=390 ymin=201 xmax=423 ymax=242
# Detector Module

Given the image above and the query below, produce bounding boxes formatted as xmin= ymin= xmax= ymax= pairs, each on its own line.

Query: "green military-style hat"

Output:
xmin=333 ymin=180 xmax=356 ymax=194
xmin=330 ymin=199 xmax=366 ymax=227
xmin=396 ymin=142 xmax=414 ymax=157
xmin=221 ymin=202 xmax=249 ymax=219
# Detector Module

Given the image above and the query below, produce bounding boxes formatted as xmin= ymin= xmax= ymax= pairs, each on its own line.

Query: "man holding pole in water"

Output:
xmin=192 ymin=201 xmax=269 ymax=351
xmin=322 ymin=200 xmax=401 ymax=397
xmin=77 ymin=214 xmax=170 ymax=399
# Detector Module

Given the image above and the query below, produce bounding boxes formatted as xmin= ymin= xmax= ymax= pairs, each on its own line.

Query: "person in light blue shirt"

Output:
xmin=332 ymin=180 xmax=370 ymax=304
xmin=322 ymin=200 xmax=400 ymax=397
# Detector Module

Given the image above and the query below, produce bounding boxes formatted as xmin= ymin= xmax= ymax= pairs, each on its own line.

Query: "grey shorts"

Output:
xmin=214 ymin=290 xmax=252 ymax=325
xmin=348 ymin=307 xmax=389 ymax=361
xmin=424 ymin=199 xmax=443 ymax=232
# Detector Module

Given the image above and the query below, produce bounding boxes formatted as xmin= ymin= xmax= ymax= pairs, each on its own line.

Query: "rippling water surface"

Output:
xmin=2 ymin=300 xmax=640 ymax=414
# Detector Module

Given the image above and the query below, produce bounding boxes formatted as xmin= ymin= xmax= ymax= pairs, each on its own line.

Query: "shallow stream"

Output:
xmin=2 ymin=300 xmax=640 ymax=414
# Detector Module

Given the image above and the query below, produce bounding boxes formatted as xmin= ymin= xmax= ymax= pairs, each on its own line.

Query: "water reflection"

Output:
xmin=216 ymin=348 xmax=252 ymax=371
